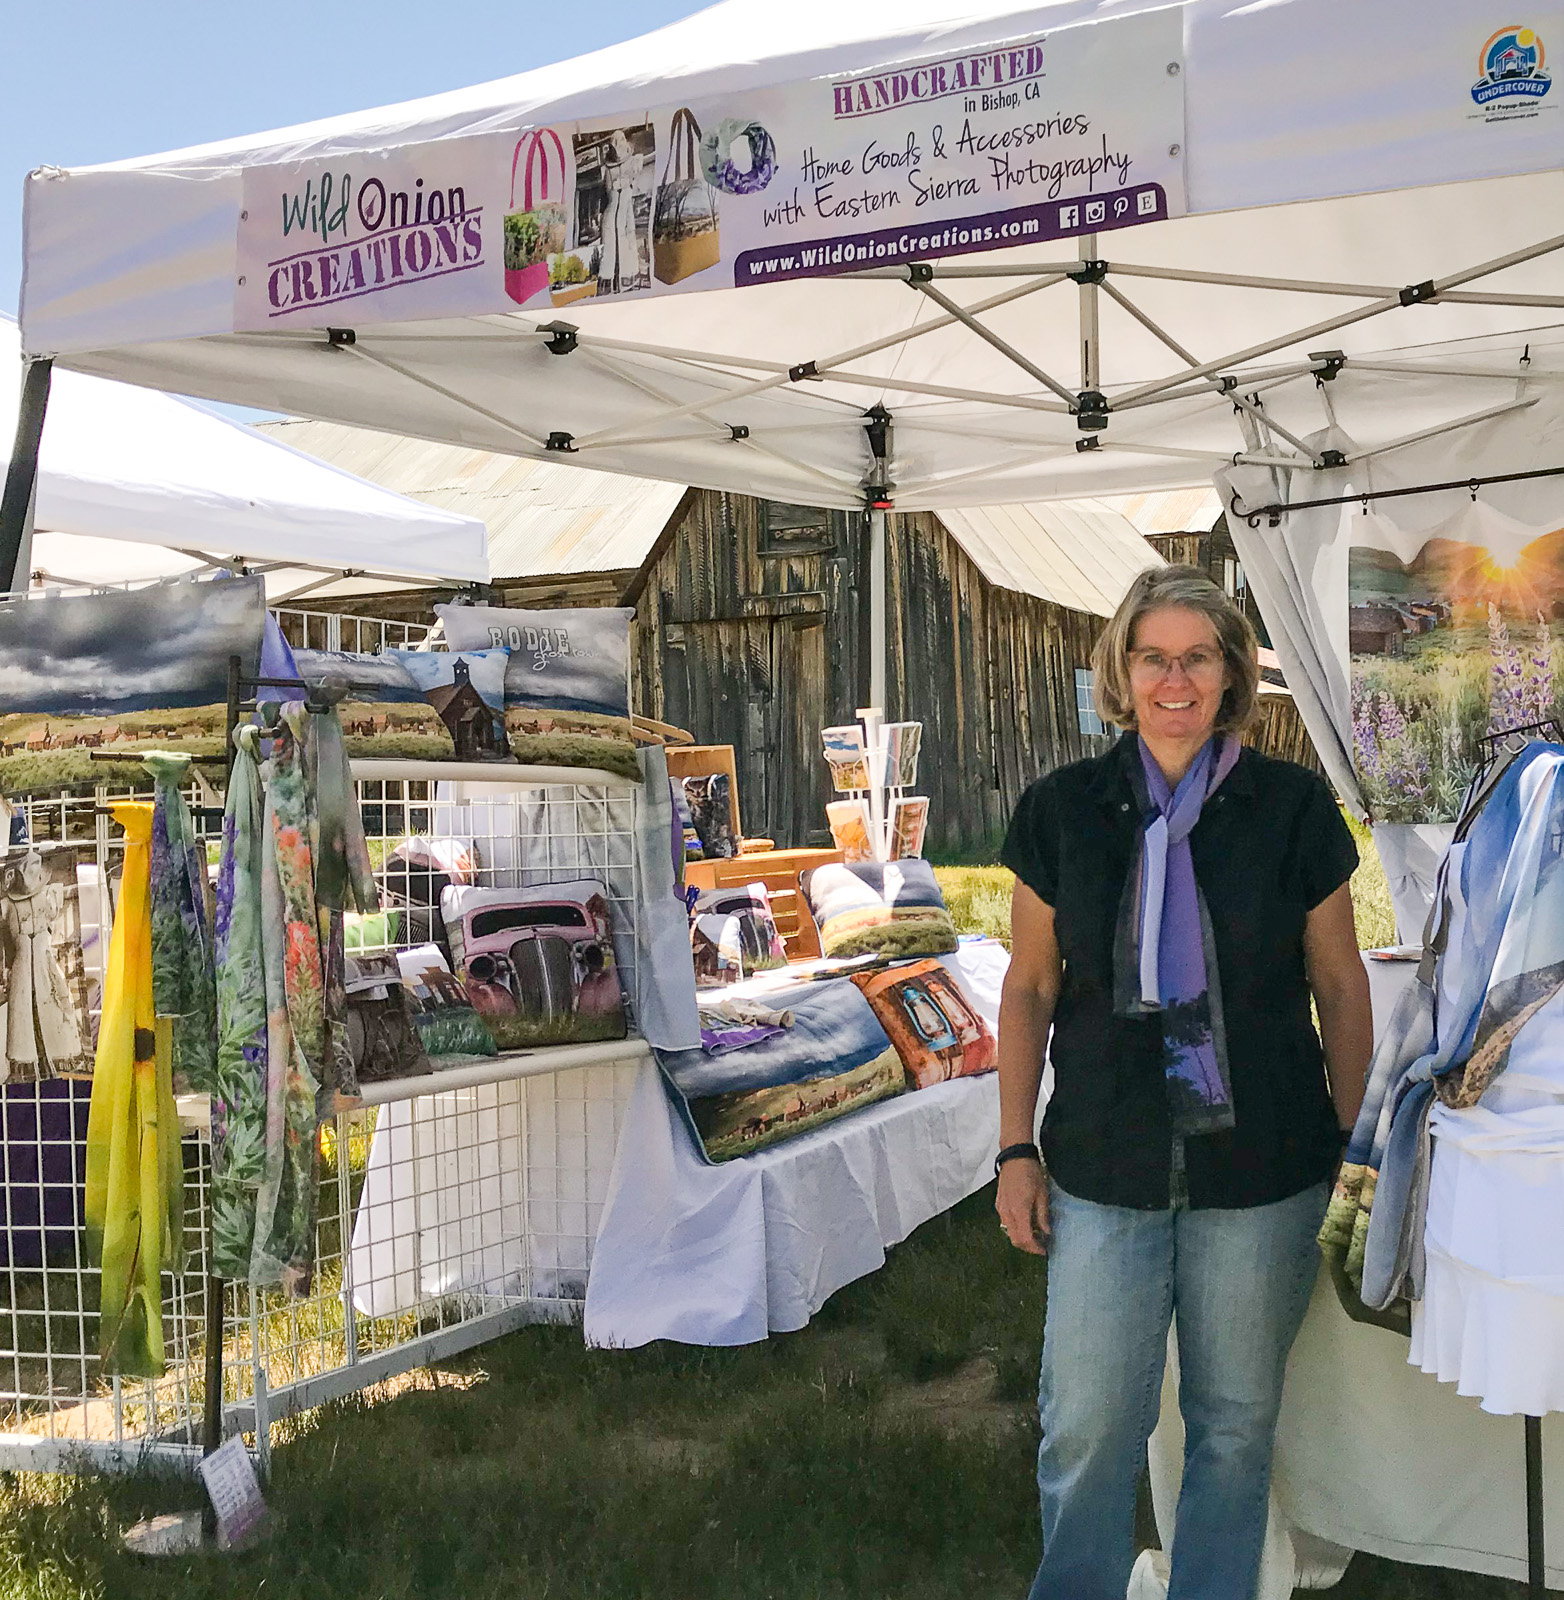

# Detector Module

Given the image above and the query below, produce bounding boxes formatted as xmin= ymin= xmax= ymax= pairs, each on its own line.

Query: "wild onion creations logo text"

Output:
xmin=259 ymin=165 xmax=484 ymax=317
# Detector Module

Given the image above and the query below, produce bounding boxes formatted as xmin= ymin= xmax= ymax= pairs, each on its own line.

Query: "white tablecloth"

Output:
xmin=350 ymin=940 xmax=1009 ymax=1345
xmin=583 ymin=941 xmax=1009 ymax=1347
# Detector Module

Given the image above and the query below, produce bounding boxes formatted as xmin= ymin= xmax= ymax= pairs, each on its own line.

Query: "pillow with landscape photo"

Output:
xmin=436 ymin=604 xmax=639 ymax=780
xmin=800 ymin=859 xmax=959 ymax=960
xmin=292 ymin=647 xmax=513 ymax=764
xmin=0 ymin=575 xmax=265 ymax=796
xmin=851 ymin=960 xmax=996 ymax=1089
xmin=656 ymin=978 xmax=904 ymax=1163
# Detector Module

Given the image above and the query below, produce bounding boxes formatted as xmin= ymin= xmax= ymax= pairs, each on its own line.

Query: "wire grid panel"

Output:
xmin=0 ymin=1092 xmax=217 ymax=1468
xmin=271 ymin=607 xmax=433 ymax=656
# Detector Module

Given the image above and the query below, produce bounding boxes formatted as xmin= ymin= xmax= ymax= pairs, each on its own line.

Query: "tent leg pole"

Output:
xmin=1526 ymin=1414 xmax=1545 ymax=1597
xmin=0 ymin=358 xmax=52 ymax=595
xmin=868 ymin=508 xmax=887 ymax=713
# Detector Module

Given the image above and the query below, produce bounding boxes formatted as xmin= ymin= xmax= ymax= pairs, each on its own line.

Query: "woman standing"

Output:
xmin=596 ymin=132 xmax=641 ymax=296
xmin=995 ymin=566 xmax=1372 ymax=1600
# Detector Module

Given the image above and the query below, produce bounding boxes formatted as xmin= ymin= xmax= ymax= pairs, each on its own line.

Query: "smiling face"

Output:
xmin=1127 ymin=605 xmax=1231 ymax=747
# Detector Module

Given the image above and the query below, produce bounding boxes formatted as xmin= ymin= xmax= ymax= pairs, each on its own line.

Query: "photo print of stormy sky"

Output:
xmin=0 ymin=576 xmax=266 ymax=793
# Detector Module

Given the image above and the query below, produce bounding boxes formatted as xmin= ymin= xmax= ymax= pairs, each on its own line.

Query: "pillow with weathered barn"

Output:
xmin=800 ymin=860 xmax=959 ymax=961
xmin=435 ymin=604 xmax=639 ymax=780
xmin=851 ymin=960 xmax=996 ymax=1089
xmin=292 ymin=648 xmax=513 ymax=764
xmin=688 ymin=883 xmax=786 ymax=987
xmin=655 ymin=978 xmax=904 ymax=1163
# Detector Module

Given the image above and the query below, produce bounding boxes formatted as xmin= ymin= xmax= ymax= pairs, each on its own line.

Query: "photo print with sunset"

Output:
xmin=0 ymin=576 xmax=265 ymax=794
xmin=1348 ymin=505 xmax=1564 ymax=823
xmin=437 ymin=605 xmax=640 ymax=779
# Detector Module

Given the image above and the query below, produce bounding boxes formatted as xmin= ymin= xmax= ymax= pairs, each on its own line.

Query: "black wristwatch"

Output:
xmin=995 ymin=1141 xmax=1041 ymax=1178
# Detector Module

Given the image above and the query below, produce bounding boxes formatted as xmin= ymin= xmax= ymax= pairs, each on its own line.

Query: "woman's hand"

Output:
xmin=996 ymin=1157 xmax=1050 ymax=1255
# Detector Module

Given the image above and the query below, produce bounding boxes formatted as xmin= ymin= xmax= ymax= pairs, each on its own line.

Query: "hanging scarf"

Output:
xmin=249 ymin=702 xmax=329 ymax=1295
xmin=303 ymin=688 xmax=379 ymax=1101
xmin=83 ymin=803 xmax=184 ymax=1376
xmin=211 ymin=726 xmax=270 ymax=1280
xmin=143 ymin=753 xmax=218 ymax=1099
xmin=1114 ymin=735 xmax=1241 ymax=1136
xmin=1320 ymin=741 xmax=1564 ymax=1321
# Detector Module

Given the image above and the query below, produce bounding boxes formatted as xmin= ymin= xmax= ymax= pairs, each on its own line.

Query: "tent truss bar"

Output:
xmin=1226 ymin=390 xmax=1321 ymax=464
xmin=1097 ymin=279 xmax=1202 ymax=368
xmin=1079 ymin=234 xmax=1101 ymax=396
xmin=567 ymin=270 xmax=1070 ymax=450
xmin=1344 ymin=395 xmax=1538 ymax=465
xmin=1229 ymin=460 xmax=1564 ymax=524
xmin=912 ymin=276 xmax=1076 ymax=403
xmin=1107 ymin=231 xmax=1564 ymax=410
xmin=345 ymin=343 xmax=550 ymax=453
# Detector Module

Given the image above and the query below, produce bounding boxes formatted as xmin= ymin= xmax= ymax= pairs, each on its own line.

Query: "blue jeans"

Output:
xmin=1027 ymin=1177 xmax=1328 ymax=1600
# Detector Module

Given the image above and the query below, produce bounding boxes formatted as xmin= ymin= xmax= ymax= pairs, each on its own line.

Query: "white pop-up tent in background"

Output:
xmin=0 ymin=316 xmax=488 ymax=598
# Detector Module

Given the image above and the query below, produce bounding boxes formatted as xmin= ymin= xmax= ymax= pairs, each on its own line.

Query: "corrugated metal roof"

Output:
xmin=255 ymin=419 xmax=686 ymax=580
xmin=1090 ymin=487 xmax=1223 ymax=535
xmin=934 ymin=502 xmax=1163 ymax=618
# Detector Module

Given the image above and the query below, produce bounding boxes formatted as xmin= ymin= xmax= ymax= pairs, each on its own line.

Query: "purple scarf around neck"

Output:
xmin=1114 ymin=734 xmax=1242 ymax=1135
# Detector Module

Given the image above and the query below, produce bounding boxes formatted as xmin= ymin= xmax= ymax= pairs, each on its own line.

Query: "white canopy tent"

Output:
xmin=0 ymin=317 xmax=488 ymax=599
xmin=14 ymin=0 xmax=1564 ymax=704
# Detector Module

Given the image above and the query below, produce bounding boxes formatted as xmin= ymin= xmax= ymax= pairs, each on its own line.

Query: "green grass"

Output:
xmin=934 ymin=811 xmax=1398 ymax=954
xmin=0 ymin=1183 xmax=1529 ymax=1598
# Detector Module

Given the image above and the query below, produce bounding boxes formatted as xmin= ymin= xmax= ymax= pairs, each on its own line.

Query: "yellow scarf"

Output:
xmin=84 ymin=803 xmax=184 ymax=1377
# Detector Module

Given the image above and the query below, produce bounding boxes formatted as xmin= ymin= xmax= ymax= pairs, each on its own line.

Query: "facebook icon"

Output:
xmin=1058 ymin=204 xmax=1080 ymax=230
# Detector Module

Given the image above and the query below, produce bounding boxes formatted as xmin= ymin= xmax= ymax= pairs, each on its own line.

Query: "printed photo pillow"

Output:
xmin=436 ymin=604 xmax=639 ymax=780
xmin=655 ymin=978 xmax=904 ymax=1163
xmin=0 ymin=574 xmax=265 ymax=796
xmin=394 ymin=945 xmax=498 ymax=1058
xmin=800 ymin=859 xmax=959 ymax=961
xmin=293 ymin=648 xmax=513 ymax=764
xmin=683 ymin=774 xmax=738 ymax=859
xmin=441 ymin=881 xmax=627 ymax=1048
xmin=688 ymin=883 xmax=786 ymax=987
xmin=851 ymin=961 xmax=996 ymax=1089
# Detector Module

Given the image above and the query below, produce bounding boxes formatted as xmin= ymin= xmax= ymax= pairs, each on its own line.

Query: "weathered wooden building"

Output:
xmin=260 ymin=420 xmax=1317 ymax=854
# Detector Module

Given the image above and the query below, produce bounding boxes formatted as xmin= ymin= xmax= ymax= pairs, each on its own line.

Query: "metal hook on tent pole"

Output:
xmin=1470 ymin=479 xmax=1481 ymax=502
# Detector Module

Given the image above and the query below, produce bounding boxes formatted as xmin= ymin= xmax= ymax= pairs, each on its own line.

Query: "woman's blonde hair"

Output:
xmin=1091 ymin=564 xmax=1260 ymax=735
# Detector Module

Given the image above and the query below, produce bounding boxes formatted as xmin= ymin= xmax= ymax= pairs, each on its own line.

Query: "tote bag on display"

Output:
xmin=652 ymin=109 xmax=720 ymax=285
xmin=504 ymin=130 xmax=569 ymax=306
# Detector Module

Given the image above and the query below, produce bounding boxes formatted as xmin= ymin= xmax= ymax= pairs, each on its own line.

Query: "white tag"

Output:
xmin=198 ymin=1436 xmax=269 ymax=1549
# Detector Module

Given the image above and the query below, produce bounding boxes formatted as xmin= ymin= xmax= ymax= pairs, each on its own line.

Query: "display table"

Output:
xmin=1140 ymin=951 xmax=1564 ymax=1595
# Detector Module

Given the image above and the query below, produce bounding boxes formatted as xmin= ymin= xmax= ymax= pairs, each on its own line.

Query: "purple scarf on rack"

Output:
xmin=1114 ymin=734 xmax=1241 ymax=1135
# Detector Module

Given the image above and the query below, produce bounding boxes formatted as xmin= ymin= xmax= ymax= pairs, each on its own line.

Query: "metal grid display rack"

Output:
xmin=0 ymin=758 xmax=651 ymax=1476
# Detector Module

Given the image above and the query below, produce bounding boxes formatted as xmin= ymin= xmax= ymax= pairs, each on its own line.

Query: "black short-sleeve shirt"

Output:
xmin=1001 ymin=734 xmax=1358 ymax=1211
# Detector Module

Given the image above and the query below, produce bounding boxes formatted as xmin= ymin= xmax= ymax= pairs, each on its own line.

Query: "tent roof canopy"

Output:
xmin=1 ymin=319 xmax=489 ymax=589
xmin=18 ymin=1 xmax=1564 ymax=512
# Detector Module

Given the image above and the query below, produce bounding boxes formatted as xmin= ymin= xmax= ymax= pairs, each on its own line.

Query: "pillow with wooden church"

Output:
xmin=851 ymin=960 xmax=996 ymax=1089
xmin=436 ymin=603 xmax=639 ymax=780
xmin=292 ymin=648 xmax=514 ymax=764
xmin=800 ymin=859 xmax=959 ymax=961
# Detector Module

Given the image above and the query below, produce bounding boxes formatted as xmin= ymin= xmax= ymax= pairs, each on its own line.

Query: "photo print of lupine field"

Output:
xmin=1348 ymin=507 xmax=1564 ymax=822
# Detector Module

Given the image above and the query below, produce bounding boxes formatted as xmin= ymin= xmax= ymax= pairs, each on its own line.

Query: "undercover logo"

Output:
xmin=261 ymin=168 xmax=484 ymax=317
xmin=1471 ymin=26 xmax=1551 ymax=108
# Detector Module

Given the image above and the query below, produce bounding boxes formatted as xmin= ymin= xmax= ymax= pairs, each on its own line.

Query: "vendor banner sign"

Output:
xmin=235 ymin=9 xmax=1185 ymax=329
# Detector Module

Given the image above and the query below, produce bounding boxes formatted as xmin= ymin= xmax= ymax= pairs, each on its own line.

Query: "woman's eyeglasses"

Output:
xmin=1129 ymin=647 xmax=1225 ymax=682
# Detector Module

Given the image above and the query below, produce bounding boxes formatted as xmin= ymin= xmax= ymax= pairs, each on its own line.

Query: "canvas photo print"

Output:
xmin=822 ymin=725 xmax=870 ymax=792
xmin=0 ymin=575 xmax=265 ymax=795
xmin=437 ymin=604 xmax=640 ymax=780
xmin=1348 ymin=504 xmax=1564 ymax=823
xmin=656 ymin=978 xmax=904 ymax=1163
xmin=292 ymin=647 xmax=513 ymax=764
xmin=442 ymin=881 xmax=627 ymax=1049
xmin=0 ymin=844 xmax=95 ymax=1081
xmin=852 ymin=960 xmax=995 ymax=1090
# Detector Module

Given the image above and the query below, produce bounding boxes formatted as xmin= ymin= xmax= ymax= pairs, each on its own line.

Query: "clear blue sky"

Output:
xmin=0 ymin=0 xmax=704 ymax=319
